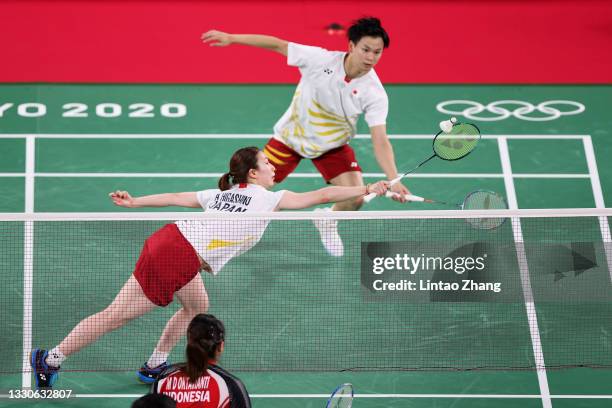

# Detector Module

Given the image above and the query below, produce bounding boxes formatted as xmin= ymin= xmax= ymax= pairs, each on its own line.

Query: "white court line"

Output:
xmin=498 ymin=136 xmax=552 ymax=408
xmin=583 ymin=136 xmax=612 ymax=283
xmin=0 ymin=133 xmax=590 ymax=140
xmin=513 ymin=174 xmax=589 ymax=179
xmin=250 ymin=394 xmax=612 ymax=399
xmin=584 ymin=136 xmax=607 ymax=208
xmin=2 ymin=393 xmax=612 ymax=399
xmin=21 ymin=136 xmax=35 ymax=389
xmin=33 ymin=172 xmax=504 ymax=178
xmin=0 ymin=172 xmax=591 ymax=179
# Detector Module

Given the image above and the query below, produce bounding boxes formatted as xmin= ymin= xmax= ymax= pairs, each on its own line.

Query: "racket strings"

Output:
xmin=327 ymin=383 xmax=354 ymax=408
xmin=461 ymin=190 xmax=508 ymax=229
xmin=366 ymin=121 xmax=480 ymax=204
xmin=433 ymin=123 xmax=480 ymax=161
xmin=462 ymin=190 xmax=507 ymax=210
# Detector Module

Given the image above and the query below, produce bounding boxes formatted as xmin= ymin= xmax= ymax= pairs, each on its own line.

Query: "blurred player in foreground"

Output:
xmin=153 ymin=314 xmax=251 ymax=408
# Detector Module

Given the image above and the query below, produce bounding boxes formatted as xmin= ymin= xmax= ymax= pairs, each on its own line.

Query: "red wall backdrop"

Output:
xmin=2 ymin=0 xmax=611 ymax=83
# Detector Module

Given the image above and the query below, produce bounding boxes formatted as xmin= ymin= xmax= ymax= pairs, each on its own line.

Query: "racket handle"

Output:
xmin=363 ymin=192 xmax=377 ymax=203
xmin=364 ymin=175 xmax=404 ymax=204
xmin=385 ymin=192 xmax=425 ymax=202
xmin=388 ymin=175 xmax=403 ymax=186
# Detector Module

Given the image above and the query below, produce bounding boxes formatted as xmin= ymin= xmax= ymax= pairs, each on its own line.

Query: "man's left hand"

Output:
xmin=389 ymin=182 xmax=410 ymax=203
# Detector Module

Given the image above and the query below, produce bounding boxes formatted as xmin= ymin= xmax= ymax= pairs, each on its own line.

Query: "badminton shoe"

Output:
xmin=30 ymin=349 xmax=60 ymax=389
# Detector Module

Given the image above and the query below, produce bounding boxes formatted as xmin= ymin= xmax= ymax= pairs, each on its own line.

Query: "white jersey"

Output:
xmin=272 ymin=42 xmax=388 ymax=159
xmin=175 ymin=184 xmax=286 ymax=274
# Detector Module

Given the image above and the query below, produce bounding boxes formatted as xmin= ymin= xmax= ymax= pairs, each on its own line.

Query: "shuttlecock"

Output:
xmin=439 ymin=119 xmax=453 ymax=133
xmin=439 ymin=117 xmax=457 ymax=133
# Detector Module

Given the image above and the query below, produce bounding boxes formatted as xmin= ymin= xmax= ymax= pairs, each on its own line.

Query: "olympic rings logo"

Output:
xmin=436 ymin=100 xmax=585 ymax=122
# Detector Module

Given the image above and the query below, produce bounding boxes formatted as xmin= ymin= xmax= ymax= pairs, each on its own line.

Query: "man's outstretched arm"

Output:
xmin=201 ymin=30 xmax=288 ymax=56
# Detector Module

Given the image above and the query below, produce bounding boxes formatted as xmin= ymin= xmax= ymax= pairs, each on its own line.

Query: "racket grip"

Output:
xmin=363 ymin=192 xmax=378 ymax=203
xmin=385 ymin=192 xmax=425 ymax=202
xmin=365 ymin=176 xmax=403 ymax=204
xmin=388 ymin=175 xmax=403 ymax=186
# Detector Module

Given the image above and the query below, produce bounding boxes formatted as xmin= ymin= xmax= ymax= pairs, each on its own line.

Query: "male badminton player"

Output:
xmin=202 ymin=17 xmax=410 ymax=256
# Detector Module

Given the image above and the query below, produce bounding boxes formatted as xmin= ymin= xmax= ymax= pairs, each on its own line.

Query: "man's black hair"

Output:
xmin=348 ymin=17 xmax=390 ymax=48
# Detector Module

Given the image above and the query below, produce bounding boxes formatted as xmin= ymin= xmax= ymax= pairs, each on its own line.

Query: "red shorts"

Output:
xmin=133 ymin=223 xmax=201 ymax=307
xmin=263 ymin=138 xmax=362 ymax=183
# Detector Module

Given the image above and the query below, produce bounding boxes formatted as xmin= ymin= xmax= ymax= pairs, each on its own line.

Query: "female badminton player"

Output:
xmin=30 ymin=146 xmax=389 ymax=389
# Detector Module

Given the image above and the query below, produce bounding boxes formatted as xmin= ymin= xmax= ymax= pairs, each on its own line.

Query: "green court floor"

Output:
xmin=1 ymin=84 xmax=612 ymax=407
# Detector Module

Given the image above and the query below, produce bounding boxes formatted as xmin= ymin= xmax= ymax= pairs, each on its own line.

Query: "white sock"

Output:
xmin=147 ymin=350 xmax=169 ymax=368
xmin=46 ymin=347 xmax=66 ymax=368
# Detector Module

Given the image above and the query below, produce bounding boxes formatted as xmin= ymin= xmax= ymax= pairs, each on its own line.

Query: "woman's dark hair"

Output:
xmin=218 ymin=146 xmax=260 ymax=191
xmin=184 ymin=314 xmax=225 ymax=383
xmin=347 ymin=17 xmax=390 ymax=48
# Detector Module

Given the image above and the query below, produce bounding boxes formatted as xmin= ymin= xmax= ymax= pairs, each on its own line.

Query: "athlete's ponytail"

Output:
xmin=218 ymin=172 xmax=233 ymax=191
xmin=184 ymin=314 xmax=225 ymax=383
xmin=217 ymin=146 xmax=261 ymax=191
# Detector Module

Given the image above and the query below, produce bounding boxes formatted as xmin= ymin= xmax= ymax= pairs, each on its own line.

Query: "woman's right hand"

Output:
xmin=109 ymin=190 xmax=134 ymax=208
